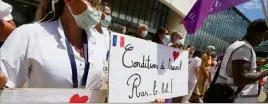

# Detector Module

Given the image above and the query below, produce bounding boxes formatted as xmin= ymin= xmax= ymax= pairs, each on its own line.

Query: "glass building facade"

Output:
xmin=104 ymin=0 xmax=170 ymax=39
xmin=5 ymin=0 xmax=170 ymax=40
xmin=5 ymin=0 xmax=251 ymax=53
xmin=184 ymin=8 xmax=251 ymax=53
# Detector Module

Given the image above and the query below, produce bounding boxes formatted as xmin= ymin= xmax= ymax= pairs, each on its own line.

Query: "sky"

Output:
xmin=236 ymin=0 xmax=265 ymax=21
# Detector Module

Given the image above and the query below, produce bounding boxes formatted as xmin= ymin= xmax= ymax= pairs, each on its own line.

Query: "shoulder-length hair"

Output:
xmin=152 ymin=27 xmax=166 ymax=44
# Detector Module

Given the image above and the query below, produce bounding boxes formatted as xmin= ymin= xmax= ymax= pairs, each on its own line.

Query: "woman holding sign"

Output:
xmin=0 ymin=0 xmax=107 ymax=90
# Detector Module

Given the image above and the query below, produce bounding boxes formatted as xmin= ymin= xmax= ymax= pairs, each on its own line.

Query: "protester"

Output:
xmin=186 ymin=45 xmax=194 ymax=59
xmin=181 ymin=50 xmax=202 ymax=103
xmin=0 ymin=0 xmax=108 ymax=89
xmin=0 ymin=1 xmax=16 ymax=86
xmin=262 ymin=59 xmax=268 ymax=102
xmin=256 ymin=58 xmax=265 ymax=95
xmin=168 ymin=30 xmax=184 ymax=49
xmin=100 ymin=3 xmax=111 ymax=29
xmin=119 ymin=26 xmax=127 ymax=34
xmin=215 ymin=19 xmax=268 ymax=103
xmin=210 ymin=53 xmax=218 ymax=80
xmin=195 ymin=45 xmax=215 ymax=99
xmin=94 ymin=2 xmax=111 ymax=53
xmin=136 ymin=24 xmax=148 ymax=39
xmin=151 ymin=27 xmax=172 ymax=103
xmin=152 ymin=27 xmax=168 ymax=45
xmin=0 ymin=1 xmax=16 ymax=47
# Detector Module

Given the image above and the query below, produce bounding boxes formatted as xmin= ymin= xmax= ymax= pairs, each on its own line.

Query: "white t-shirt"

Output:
xmin=1 ymin=20 xmax=107 ymax=89
xmin=188 ymin=57 xmax=201 ymax=83
xmin=216 ymin=40 xmax=258 ymax=103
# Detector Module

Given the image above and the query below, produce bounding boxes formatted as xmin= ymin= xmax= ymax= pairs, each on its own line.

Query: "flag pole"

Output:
xmin=261 ymin=0 xmax=268 ymax=27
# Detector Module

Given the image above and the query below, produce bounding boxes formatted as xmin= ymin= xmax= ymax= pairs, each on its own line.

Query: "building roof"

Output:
xmin=232 ymin=7 xmax=251 ymax=23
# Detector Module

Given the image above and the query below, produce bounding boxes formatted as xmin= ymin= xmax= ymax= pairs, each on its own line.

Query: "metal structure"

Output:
xmin=184 ymin=8 xmax=251 ymax=53
xmin=104 ymin=0 xmax=170 ymax=38
xmin=5 ymin=0 xmax=251 ymax=53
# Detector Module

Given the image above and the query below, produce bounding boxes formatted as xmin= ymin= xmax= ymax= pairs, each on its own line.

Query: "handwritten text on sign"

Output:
xmin=108 ymin=33 xmax=188 ymax=103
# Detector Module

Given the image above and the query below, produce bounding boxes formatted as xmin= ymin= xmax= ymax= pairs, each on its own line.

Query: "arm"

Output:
xmin=195 ymin=59 xmax=201 ymax=79
xmin=195 ymin=67 xmax=200 ymax=79
xmin=232 ymin=60 xmax=268 ymax=86
xmin=0 ymin=72 xmax=7 ymax=88
xmin=0 ymin=20 xmax=16 ymax=41
xmin=0 ymin=25 xmax=30 ymax=88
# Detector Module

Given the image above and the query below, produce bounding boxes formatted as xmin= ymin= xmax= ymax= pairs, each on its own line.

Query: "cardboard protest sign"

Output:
xmin=0 ymin=89 xmax=106 ymax=103
xmin=108 ymin=32 xmax=188 ymax=103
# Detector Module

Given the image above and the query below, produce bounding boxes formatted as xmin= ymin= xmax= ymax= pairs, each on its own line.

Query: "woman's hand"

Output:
xmin=154 ymin=98 xmax=165 ymax=103
xmin=0 ymin=72 xmax=7 ymax=88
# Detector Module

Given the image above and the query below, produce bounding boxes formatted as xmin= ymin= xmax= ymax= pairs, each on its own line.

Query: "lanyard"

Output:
xmin=106 ymin=51 xmax=109 ymax=62
xmin=65 ymin=33 xmax=89 ymax=88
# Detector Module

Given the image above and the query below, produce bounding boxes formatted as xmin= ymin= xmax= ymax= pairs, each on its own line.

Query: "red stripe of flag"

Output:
xmin=120 ymin=36 xmax=125 ymax=48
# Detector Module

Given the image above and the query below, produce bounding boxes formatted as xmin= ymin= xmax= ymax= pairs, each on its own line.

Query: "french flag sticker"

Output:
xmin=112 ymin=35 xmax=117 ymax=46
xmin=112 ymin=34 xmax=125 ymax=48
xmin=120 ymin=36 xmax=125 ymax=48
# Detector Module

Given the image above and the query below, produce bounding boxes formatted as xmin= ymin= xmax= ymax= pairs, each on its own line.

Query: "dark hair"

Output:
xmin=193 ymin=50 xmax=202 ymax=58
xmin=246 ymin=19 xmax=268 ymax=37
xmin=101 ymin=2 xmax=111 ymax=10
xmin=152 ymin=27 xmax=166 ymax=44
xmin=187 ymin=45 xmax=192 ymax=48
xmin=40 ymin=0 xmax=65 ymax=22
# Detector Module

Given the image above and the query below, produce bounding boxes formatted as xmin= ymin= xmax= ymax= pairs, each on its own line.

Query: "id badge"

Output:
xmin=101 ymin=62 xmax=109 ymax=90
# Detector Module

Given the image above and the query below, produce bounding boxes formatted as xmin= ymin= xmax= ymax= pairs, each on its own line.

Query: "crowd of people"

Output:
xmin=1 ymin=0 xmax=268 ymax=103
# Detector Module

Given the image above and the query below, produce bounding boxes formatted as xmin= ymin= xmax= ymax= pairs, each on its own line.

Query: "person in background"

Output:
xmin=135 ymin=24 xmax=148 ymax=39
xmin=0 ymin=1 xmax=16 ymax=47
xmin=119 ymin=26 xmax=127 ymax=34
xmin=99 ymin=2 xmax=111 ymax=29
xmin=152 ymin=27 xmax=168 ymax=45
xmin=95 ymin=2 xmax=111 ymax=52
xmin=187 ymin=45 xmax=194 ymax=59
xmin=215 ymin=19 xmax=268 ymax=103
xmin=0 ymin=1 xmax=16 ymax=86
xmin=181 ymin=50 xmax=202 ymax=103
xmin=210 ymin=52 xmax=218 ymax=80
xmin=151 ymin=27 xmax=172 ymax=103
xmin=195 ymin=45 xmax=215 ymax=100
xmin=262 ymin=59 xmax=268 ymax=103
xmin=168 ymin=30 xmax=184 ymax=49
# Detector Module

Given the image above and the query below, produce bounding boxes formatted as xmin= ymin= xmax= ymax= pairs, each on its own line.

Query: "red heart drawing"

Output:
xmin=69 ymin=94 xmax=89 ymax=103
xmin=173 ymin=51 xmax=179 ymax=60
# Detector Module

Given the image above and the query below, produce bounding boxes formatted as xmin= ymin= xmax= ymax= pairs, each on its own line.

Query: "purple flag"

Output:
xmin=181 ymin=0 xmax=214 ymax=34
xmin=210 ymin=0 xmax=249 ymax=14
xmin=181 ymin=0 xmax=249 ymax=34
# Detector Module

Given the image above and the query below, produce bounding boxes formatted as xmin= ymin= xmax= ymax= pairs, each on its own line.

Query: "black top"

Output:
xmin=0 ymin=41 xmax=4 ymax=48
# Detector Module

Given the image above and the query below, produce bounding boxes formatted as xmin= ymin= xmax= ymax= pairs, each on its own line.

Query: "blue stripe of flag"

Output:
xmin=112 ymin=35 xmax=117 ymax=46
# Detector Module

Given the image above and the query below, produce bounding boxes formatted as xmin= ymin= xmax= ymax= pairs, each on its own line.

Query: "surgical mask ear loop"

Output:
xmin=36 ymin=0 xmax=59 ymax=23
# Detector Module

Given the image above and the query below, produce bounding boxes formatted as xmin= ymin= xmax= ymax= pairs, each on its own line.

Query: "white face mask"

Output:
xmin=122 ymin=30 xmax=126 ymax=34
xmin=141 ymin=30 xmax=148 ymax=38
xmin=162 ymin=35 xmax=170 ymax=45
xmin=175 ymin=39 xmax=181 ymax=44
xmin=101 ymin=15 xmax=111 ymax=27
xmin=68 ymin=5 xmax=101 ymax=30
